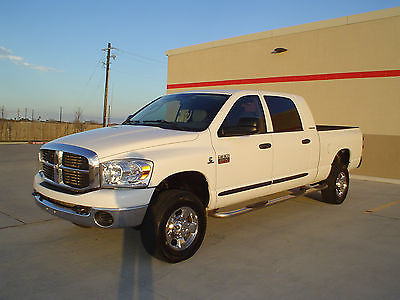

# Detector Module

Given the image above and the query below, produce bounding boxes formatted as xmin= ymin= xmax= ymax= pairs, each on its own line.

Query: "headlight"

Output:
xmin=101 ymin=159 xmax=153 ymax=188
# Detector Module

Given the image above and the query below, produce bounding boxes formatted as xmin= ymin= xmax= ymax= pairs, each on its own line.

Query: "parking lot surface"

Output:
xmin=1 ymin=144 xmax=400 ymax=299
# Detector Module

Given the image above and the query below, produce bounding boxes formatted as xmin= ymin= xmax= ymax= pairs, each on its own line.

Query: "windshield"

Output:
xmin=122 ymin=93 xmax=230 ymax=132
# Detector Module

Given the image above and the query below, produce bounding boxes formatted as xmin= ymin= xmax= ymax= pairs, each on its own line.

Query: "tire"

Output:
xmin=321 ymin=162 xmax=349 ymax=204
xmin=140 ymin=189 xmax=207 ymax=263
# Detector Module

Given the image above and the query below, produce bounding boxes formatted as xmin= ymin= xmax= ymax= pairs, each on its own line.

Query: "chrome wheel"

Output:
xmin=165 ymin=206 xmax=199 ymax=251
xmin=336 ymin=171 xmax=348 ymax=198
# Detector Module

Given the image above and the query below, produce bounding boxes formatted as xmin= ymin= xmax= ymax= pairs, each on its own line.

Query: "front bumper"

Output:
xmin=33 ymin=191 xmax=148 ymax=228
xmin=33 ymin=173 xmax=154 ymax=228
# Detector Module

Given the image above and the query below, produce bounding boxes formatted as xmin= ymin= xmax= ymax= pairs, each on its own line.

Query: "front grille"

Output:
xmin=42 ymin=149 xmax=56 ymax=164
xmin=42 ymin=163 xmax=55 ymax=181
xmin=39 ymin=145 xmax=98 ymax=192
xmin=63 ymin=152 xmax=89 ymax=170
xmin=62 ymin=168 xmax=89 ymax=188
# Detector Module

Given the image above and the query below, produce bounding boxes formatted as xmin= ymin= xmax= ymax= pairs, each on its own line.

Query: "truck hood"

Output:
xmin=51 ymin=125 xmax=199 ymax=159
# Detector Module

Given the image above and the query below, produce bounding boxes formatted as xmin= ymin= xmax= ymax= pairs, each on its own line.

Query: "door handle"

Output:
xmin=259 ymin=143 xmax=272 ymax=149
xmin=302 ymin=139 xmax=311 ymax=144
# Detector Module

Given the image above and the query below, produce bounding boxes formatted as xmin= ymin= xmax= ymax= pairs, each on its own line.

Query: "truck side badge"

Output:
xmin=218 ymin=154 xmax=230 ymax=164
xmin=208 ymin=157 xmax=214 ymax=164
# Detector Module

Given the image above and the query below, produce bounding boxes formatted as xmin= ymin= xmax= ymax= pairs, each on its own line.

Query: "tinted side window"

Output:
xmin=218 ymin=95 xmax=267 ymax=137
xmin=263 ymin=96 xmax=303 ymax=132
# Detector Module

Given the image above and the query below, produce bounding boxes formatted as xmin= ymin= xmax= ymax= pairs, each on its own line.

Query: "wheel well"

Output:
xmin=152 ymin=171 xmax=210 ymax=208
xmin=334 ymin=149 xmax=350 ymax=167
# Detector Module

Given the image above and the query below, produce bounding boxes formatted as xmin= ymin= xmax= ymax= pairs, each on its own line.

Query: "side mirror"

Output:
xmin=218 ymin=117 xmax=259 ymax=137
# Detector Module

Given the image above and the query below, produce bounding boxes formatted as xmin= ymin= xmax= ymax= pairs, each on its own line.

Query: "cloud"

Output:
xmin=0 ymin=46 xmax=12 ymax=55
xmin=0 ymin=46 xmax=60 ymax=72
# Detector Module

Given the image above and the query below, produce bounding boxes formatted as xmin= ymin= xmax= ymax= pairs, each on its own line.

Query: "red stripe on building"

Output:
xmin=167 ymin=70 xmax=400 ymax=90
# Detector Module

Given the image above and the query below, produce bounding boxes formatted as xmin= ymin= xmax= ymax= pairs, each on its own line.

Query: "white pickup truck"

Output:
xmin=33 ymin=90 xmax=363 ymax=262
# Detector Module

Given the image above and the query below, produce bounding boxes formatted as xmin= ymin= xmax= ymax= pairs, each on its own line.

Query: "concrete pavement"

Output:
xmin=1 ymin=145 xmax=399 ymax=299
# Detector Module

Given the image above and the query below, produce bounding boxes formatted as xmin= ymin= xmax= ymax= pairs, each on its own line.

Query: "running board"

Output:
xmin=209 ymin=184 xmax=327 ymax=218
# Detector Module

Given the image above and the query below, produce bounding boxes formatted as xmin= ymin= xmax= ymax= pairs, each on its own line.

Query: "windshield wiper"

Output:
xmin=123 ymin=119 xmax=178 ymax=128
xmin=122 ymin=120 xmax=141 ymax=125
xmin=142 ymin=120 xmax=180 ymax=129
xmin=123 ymin=119 xmax=196 ymax=131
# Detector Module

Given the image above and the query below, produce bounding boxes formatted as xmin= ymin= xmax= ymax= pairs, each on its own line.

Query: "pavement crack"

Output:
xmin=363 ymin=213 xmax=400 ymax=221
xmin=0 ymin=210 xmax=26 ymax=224
xmin=0 ymin=218 xmax=58 ymax=230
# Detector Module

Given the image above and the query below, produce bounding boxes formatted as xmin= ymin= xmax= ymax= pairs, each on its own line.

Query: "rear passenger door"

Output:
xmin=263 ymin=95 xmax=318 ymax=192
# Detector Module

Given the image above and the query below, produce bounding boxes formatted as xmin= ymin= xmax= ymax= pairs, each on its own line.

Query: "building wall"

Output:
xmin=166 ymin=7 xmax=400 ymax=179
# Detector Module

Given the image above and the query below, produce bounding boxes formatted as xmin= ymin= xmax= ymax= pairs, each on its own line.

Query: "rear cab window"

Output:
xmin=263 ymin=96 xmax=303 ymax=132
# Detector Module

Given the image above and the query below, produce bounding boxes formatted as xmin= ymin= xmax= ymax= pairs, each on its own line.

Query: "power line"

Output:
xmin=85 ymin=60 xmax=103 ymax=86
xmin=118 ymin=48 xmax=166 ymax=65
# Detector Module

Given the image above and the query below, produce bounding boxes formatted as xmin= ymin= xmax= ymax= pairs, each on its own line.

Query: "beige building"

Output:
xmin=166 ymin=7 xmax=400 ymax=181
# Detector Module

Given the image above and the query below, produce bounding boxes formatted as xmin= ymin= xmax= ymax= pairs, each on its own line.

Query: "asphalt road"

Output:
xmin=1 ymin=144 xmax=400 ymax=299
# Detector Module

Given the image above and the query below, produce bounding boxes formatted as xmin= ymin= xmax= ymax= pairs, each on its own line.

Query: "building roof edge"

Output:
xmin=165 ymin=6 xmax=400 ymax=56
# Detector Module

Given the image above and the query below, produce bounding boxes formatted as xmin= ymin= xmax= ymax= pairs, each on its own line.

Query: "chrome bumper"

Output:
xmin=33 ymin=191 xmax=148 ymax=228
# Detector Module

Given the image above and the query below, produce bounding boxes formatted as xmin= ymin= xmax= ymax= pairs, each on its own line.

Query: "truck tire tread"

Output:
xmin=140 ymin=189 xmax=206 ymax=263
xmin=321 ymin=163 xmax=349 ymax=204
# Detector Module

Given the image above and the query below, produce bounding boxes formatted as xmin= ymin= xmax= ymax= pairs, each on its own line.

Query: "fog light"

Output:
xmin=94 ymin=211 xmax=114 ymax=227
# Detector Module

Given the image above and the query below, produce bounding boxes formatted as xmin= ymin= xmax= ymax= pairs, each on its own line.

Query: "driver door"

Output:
xmin=210 ymin=94 xmax=273 ymax=208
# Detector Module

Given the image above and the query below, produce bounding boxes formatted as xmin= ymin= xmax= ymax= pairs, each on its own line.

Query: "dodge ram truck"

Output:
xmin=33 ymin=90 xmax=363 ymax=262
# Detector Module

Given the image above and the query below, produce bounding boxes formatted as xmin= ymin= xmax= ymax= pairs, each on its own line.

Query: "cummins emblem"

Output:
xmin=218 ymin=154 xmax=230 ymax=164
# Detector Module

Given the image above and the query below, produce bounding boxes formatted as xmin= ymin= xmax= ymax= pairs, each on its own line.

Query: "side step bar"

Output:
xmin=209 ymin=183 xmax=327 ymax=218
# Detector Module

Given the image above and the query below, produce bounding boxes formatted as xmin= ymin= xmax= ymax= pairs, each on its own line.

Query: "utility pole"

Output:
xmin=59 ymin=106 xmax=63 ymax=122
xmin=1 ymin=105 xmax=4 ymax=119
xmin=102 ymin=42 xmax=116 ymax=127
xmin=107 ymin=104 xmax=111 ymax=126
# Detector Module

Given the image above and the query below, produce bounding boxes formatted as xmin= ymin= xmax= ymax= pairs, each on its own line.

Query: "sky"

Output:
xmin=0 ymin=0 xmax=398 ymax=123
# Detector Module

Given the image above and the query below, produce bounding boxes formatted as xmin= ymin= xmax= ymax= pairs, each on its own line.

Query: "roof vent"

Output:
xmin=271 ymin=47 xmax=288 ymax=54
